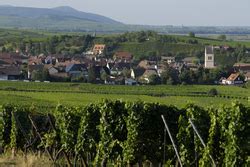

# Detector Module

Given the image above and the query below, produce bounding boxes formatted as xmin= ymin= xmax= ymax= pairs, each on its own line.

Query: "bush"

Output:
xmin=208 ymin=88 xmax=218 ymax=96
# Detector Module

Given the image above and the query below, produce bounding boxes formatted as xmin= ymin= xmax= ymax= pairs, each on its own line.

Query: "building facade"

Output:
xmin=205 ymin=46 xmax=215 ymax=68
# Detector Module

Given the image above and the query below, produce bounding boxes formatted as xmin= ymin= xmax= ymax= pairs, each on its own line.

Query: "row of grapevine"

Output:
xmin=0 ymin=101 xmax=249 ymax=166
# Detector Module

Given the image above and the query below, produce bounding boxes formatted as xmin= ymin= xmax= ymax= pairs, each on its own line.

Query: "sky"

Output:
xmin=0 ymin=0 xmax=249 ymax=26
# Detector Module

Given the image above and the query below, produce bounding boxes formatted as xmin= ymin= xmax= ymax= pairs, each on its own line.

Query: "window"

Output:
xmin=208 ymin=56 xmax=213 ymax=60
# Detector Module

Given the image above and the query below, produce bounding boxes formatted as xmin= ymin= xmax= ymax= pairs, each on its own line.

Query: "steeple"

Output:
xmin=205 ymin=46 xmax=215 ymax=68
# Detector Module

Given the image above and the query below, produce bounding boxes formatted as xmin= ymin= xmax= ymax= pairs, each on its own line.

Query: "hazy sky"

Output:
xmin=0 ymin=0 xmax=249 ymax=26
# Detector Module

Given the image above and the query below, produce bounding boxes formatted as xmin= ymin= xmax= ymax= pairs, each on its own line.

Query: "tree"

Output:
xmin=161 ymin=67 xmax=179 ymax=85
xmin=208 ymin=88 xmax=218 ymax=96
xmin=188 ymin=32 xmax=195 ymax=38
xmin=179 ymin=69 xmax=191 ymax=84
xmin=218 ymin=34 xmax=226 ymax=41
xmin=88 ymin=65 xmax=97 ymax=83
xmin=122 ymin=68 xmax=131 ymax=78
xmin=100 ymin=71 xmax=108 ymax=82
xmin=31 ymin=69 xmax=50 ymax=81
xmin=148 ymin=74 xmax=161 ymax=85
xmin=1 ymin=46 xmax=6 ymax=53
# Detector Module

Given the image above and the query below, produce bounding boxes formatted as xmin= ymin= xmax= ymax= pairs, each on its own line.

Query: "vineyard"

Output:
xmin=0 ymin=81 xmax=249 ymax=110
xmin=0 ymin=100 xmax=249 ymax=166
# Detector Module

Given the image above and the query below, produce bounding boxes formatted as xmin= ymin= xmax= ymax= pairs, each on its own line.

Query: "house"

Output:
xmin=93 ymin=44 xmax=106 ymax=55
xmin=47 ymin=66 xmax=59 ymax=75
xmin=233 ymin=63 xmax=250 ymax=72
xmin=244 ymin=72 xmax=250 ymax=81
xmin=113 ymin=51 xmax=133 ymax=62
xmin=182 ymin=57 xmax=199 ymax=70
xmin=131 ymin=68 xmax=145 ymax=80
xmin=141 ymin=69 xmax=158 ymax=83
xmin=138 ymin=60 xmax=157 ymax=69
xmin=65 ymin=64 xmax=88 ymax=79
xmin=28 ymin=56 xmax=43 ymax=65
xmin=222 ymin=45 xmax=231 ymax=51
xmin=0 ymin=59 xmax=11 ymax=65
xmin=54 ymin=54 xmax=71 ymax=63
xmin=205 ymin=46 xmax=215 ymax=69
xmin=213 ymin=46 xmax=221 ymax=50
xmin=108 ymin=62 xmax=131 ymax=76
xmin=0 ymin=53 xmax=22 ymax=65
xmin=219 ymin=77 xmax=227 ymax=84
xmin=0 ymin=66 xmax=21 ymax=80
xmin=104 ymin=76 xmax=124 ymax=85
xmin=161 ymin=56 xmax=175 ymax=64
xmin=125 ymin=78 xmax=137 ymax=85
xmin=222 ymin=73 xmax=244 ymax=85
xmin=45 ymin=56 xmax=53 ymax=64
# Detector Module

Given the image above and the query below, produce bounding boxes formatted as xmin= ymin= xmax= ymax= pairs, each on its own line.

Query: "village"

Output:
xmin=0 ymin=44 xmax=249 ymax=85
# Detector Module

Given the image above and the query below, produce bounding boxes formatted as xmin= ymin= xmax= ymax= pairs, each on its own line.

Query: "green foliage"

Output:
xmin=219 ymin=102 xmax=249 ymax=166
xmin=75 ymin=104 xmax=100 ymax=163
xmin=31 ymin=69 xmax=50 ymax=81
xmin=1 ymin=104 xmax=14 ymax=148
xmin=95 ymin=100 xmax=127 ymax=166
xmin=208 ymin=88 xmax=218 ymax=96
xmin=188 ymin=32 xmax=195 ymax=38
xmin=217 ymin=34 xmax=227 ymax=41
xmin=0 ymin=106 xmax=3 ymax=148
xmin=54 ymin=105 xmax=81 ymax=153
xmin=199 ymin=108 xmax=220 ymax=166
xmin=10 ymin=110 xmax=17 ymax=149
xmin=0 ymin=81 xmax=249 ymax=108
xmin=149 ymin=74 xmax=161 ymax=85
xmin=0 ymin=101 xmax=249 ymax=166
xmin=88 ymin=65 xmax=98 ymax=83
xmin=177 ymin=104 xmax=210 ymax=165
xmin=123 ymin=101 xmax=144 ymax=164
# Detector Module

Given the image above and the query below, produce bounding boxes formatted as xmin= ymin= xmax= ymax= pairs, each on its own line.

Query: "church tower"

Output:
xmin=205 ymin=46 xmax=215 ymax=68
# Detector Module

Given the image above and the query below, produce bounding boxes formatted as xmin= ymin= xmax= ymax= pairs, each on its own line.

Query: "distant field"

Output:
xmin=198 ymin=34 xmax=250 ymax=42
xmin=0 ymin=81 xmax=248 ymax=111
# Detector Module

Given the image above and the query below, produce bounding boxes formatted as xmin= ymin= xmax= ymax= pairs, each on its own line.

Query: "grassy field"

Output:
xmin=0 ymin=81 xmax=249 ymax=111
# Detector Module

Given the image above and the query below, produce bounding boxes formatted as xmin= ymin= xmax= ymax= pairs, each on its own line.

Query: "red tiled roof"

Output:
xmin=114 ymin=51 xmax=133 ymax=60
xmin=233 ymin=63 xmax=250 ymax=72
xmin=227 ymin=73 xmax=240 ymax=81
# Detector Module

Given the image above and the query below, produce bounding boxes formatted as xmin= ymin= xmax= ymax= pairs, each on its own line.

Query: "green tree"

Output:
xmin=218 ymin=34 xmax=226 ymax=41
xmin=148 ymin=74 xmax=161 ymax=85
xmin=188 ymin=32 xmax=195 ymax=38
xmin=161 ymin=67 xmax=179 ymax=85
xmin=1 ymin=46 xmax=6 ymax=53
xmin=88 ymin=65 xmax=97 ymax=83
xmin=208 ymin=88 xmax=218 ymax=96
xmin=31 ymin=69 xmax=50 ymax=81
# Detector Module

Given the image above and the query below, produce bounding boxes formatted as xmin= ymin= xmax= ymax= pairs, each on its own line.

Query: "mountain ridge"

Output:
xmin=0 ymin=5 xmax=122 ymax=24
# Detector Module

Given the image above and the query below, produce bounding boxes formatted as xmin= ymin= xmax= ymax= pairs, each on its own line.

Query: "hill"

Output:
xmin=0 ymin=5 xmax=122 ymax=31
xmin=1 ymin=6 xmax=250 ymax=34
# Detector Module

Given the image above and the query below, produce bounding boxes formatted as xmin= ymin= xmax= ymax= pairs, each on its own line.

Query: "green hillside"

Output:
xmin=1 ymin=28 xmax=250 ymax=63
xmin=117 ymin=42 xmax=204 ymax=59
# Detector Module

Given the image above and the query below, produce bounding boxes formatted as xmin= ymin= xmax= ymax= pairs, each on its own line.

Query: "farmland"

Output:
xmin=0 ymin=81 xmax=249 ymax=110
